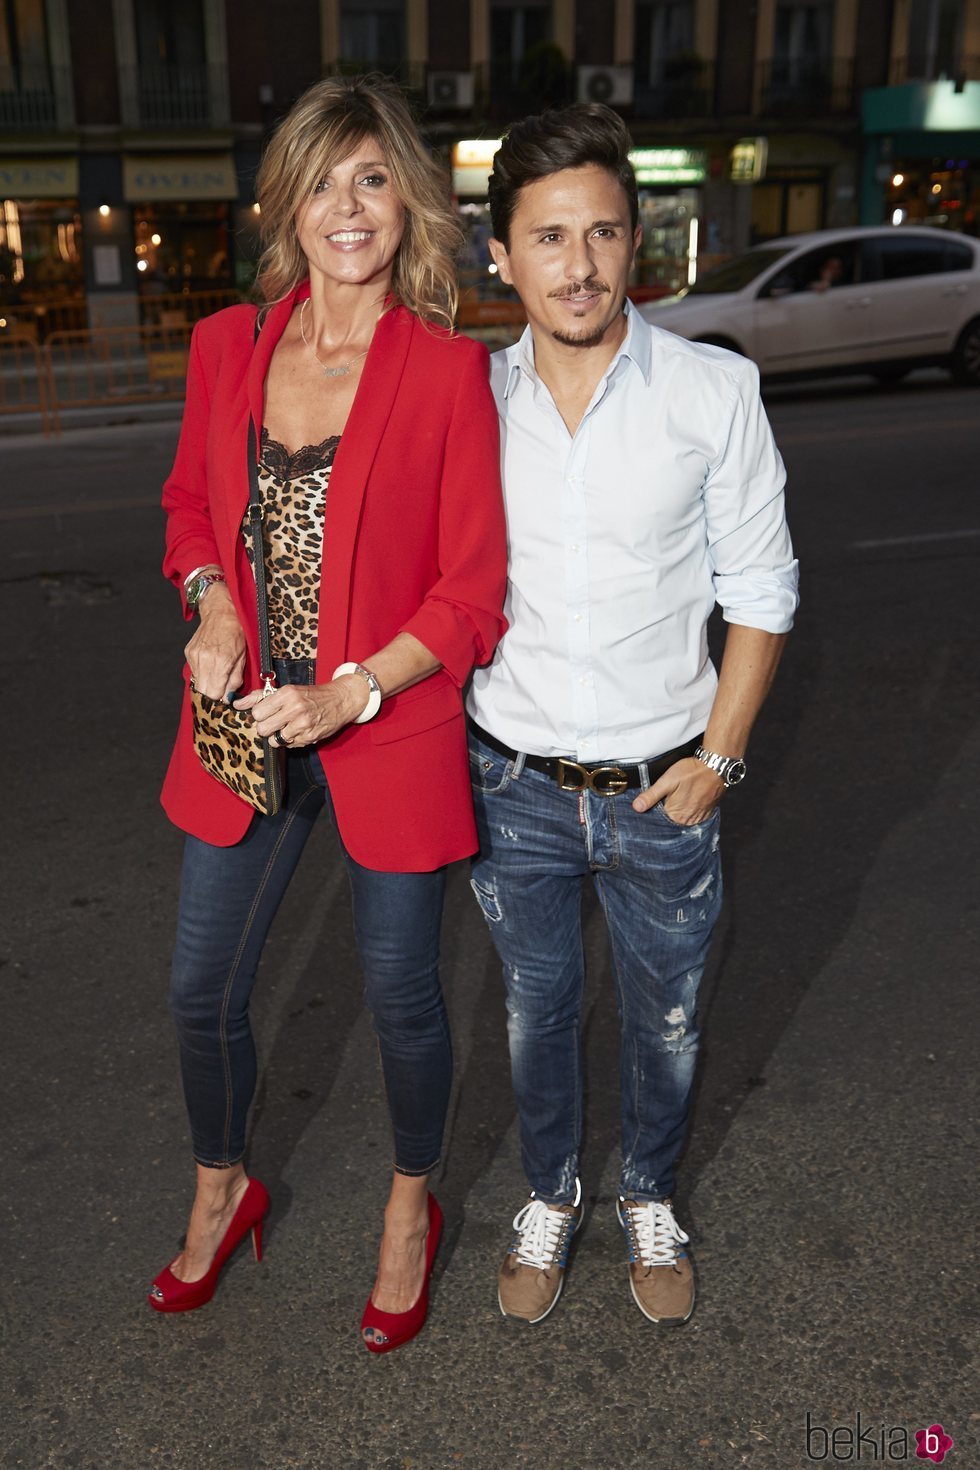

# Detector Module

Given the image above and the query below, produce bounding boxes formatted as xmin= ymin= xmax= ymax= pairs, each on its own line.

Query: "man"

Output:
xmin=467 ymin=104 xmax=798 ymax=1328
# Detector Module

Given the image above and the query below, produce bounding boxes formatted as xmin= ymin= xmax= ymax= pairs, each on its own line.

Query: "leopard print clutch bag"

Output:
xmin=190 ymin=685 xmax=283 ymax=816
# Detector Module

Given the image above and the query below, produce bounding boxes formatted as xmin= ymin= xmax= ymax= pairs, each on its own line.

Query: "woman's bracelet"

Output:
xmin=332 ymin=662 xmax=383 ymax=724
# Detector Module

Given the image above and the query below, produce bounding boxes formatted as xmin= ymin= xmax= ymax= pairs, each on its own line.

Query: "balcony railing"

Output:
xmin=119 ymin=64 xmax=228 ymax=128
xmin=634 ymin=60 xmax=715 ymax=120
xmin=889 ymin=52 xmax=980 ymax=85
xmin=758 ymin=57 xmax=855 ymax=116
xmin=0 ymin=63 xmax=59 ymax=129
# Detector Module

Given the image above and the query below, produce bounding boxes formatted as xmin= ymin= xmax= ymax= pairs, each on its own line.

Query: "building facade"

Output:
xmin=1 ymin=0 xmax=978 ymax=334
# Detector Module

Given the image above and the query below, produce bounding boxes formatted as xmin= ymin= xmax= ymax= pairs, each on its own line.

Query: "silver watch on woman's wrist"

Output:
xmin=694 ymin=745 xmax=747 ymax=788
xmin=185 ymin=570 xmax=226 ymax=608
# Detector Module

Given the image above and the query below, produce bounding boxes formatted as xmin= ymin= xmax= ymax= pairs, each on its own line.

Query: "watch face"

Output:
xmin=726 ymin=759 xmax=747 ymax=786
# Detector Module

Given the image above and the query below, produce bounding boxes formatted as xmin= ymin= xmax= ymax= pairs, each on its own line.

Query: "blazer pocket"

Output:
xmin=370 ymin=674 xmax=462 ymax=745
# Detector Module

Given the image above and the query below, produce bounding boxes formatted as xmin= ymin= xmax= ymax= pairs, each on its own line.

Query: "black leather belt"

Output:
xmin=468 ymin=720 xmax=703 ymax=797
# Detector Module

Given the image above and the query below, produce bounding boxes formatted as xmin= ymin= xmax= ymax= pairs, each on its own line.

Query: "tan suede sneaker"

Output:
xmin=498 ymin=1178 xmax=583 ymax=1324
xmin=616 ymin=1196 xmax=695 ymax=1325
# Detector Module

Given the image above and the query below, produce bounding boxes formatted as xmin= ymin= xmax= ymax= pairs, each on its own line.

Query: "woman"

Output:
xmin=150 ymin=74 xmax=507 ymax=1353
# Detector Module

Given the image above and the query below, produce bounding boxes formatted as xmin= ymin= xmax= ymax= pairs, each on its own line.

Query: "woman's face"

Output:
xmin=295 ymin=135 xmax=406 ymax=290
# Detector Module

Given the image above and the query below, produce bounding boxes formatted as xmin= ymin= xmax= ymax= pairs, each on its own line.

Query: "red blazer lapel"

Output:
xmin=316 ymin=305 xmax=414 ymax=674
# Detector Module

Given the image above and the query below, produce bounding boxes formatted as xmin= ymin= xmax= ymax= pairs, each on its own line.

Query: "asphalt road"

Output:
xmin=2 ymin=370 xmax=978 ymax=1470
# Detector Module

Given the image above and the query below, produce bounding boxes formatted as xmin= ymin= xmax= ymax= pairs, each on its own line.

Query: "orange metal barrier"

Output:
xmin=139 ymin=288 xmax=243 ymax=327
xmin=0 ymin=298 xmax=89 ymax=342
xmin=43 ymin=323 xmax=193 ymax=433
xmin=0 ymin=336 xmax=51 ymax=432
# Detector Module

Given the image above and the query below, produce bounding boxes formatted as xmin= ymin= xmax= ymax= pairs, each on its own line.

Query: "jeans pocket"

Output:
xmin=652 ymin=800 xmax=721 ymax=832
xmin=468 ymin=744 xmax=515 ymax=796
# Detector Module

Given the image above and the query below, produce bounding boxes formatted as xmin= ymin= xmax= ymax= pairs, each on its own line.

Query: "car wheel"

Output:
xmin=873 ymin=367 xmax=909 ymax=387
xmin=952 ymin=317 xmax=980 ymax=386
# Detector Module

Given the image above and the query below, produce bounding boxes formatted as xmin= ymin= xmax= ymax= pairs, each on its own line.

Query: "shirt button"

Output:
xmin=574 ymin=613 xmax=583 ymax=623
xmin=571 ymin=543 xmax=580 ymax=553
xmin=579 ymin=675 xmax=590 ymax=686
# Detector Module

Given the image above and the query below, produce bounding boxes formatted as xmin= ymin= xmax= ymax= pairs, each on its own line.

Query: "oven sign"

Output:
xmin=123 ymin=155 xmax=237 ymax=201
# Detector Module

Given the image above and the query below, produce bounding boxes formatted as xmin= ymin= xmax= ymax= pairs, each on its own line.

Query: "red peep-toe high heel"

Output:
xmin=148 ymin=1176 xmax=270 ymax=1314
xmin=360 ymin=1193 xmax=443 ymax=1354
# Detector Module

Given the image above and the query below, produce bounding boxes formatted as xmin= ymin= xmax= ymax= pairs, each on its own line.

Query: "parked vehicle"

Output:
xmin=639 ymin=227 xmax=980 ymax=386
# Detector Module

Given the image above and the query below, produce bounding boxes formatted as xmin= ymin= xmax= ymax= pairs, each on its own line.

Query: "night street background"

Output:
xmin=2 ymin=373 xmax=978 ymax=1469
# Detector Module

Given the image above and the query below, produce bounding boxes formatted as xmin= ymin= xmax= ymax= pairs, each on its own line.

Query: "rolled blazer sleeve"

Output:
xmin=161 ymin=322 xmax=220 ymax=620
xmin=399 ymin=342 xmax=508 ymax=685
xmin=704 ymin=358 xmax=799 ymax=633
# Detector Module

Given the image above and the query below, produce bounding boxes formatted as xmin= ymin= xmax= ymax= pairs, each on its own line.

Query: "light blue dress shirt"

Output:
xmin=467 ymin=300 xmax=799 ymax=763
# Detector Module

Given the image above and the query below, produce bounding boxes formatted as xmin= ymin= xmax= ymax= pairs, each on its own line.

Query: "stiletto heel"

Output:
xmin=148 ymin=1176 xmax=270 ymax=1314
xmin=360 ymin=1193 xmax=443 ymax=1354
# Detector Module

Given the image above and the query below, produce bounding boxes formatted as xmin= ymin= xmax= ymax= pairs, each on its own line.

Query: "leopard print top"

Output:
xmin=243 ymin=428 xmax=340 ymax=659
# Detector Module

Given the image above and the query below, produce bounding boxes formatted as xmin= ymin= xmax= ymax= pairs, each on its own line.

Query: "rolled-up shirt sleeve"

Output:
xmin=704 ymin=358 xmax=799 ymax=633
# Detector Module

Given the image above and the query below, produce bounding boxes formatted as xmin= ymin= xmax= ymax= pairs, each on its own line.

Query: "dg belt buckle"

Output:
xmin=556 ymin=758 xmax=629 ymax=796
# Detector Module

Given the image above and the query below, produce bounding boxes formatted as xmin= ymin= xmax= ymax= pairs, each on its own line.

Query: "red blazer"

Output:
xmin=161 ymin=283 xmax=507 ymax=871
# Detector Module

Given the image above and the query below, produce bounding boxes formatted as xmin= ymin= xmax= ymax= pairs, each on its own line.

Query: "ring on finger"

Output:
xmin=272 ymin=730 xmax=288 ymax=748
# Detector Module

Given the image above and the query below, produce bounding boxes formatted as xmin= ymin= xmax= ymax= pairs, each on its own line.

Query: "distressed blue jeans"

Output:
xmin=169 ymin=659 xmax=450 ymax=1175
xmin=469 ymin=733 xmax=723 ymax=1205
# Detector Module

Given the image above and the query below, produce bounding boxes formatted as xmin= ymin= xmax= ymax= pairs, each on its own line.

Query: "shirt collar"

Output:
xmin=503 ymin=297 xmax=653 ymax=398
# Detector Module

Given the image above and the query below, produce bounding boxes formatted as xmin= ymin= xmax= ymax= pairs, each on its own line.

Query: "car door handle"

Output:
xmin=942 ymin=283 xmax=969 ymax=296
xmin=845 ymin=297 xmax=872 ymax=309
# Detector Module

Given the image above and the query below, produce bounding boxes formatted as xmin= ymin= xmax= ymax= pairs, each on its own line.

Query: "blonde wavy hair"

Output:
xmin=255 ymin=74 xmax=461 ymax=329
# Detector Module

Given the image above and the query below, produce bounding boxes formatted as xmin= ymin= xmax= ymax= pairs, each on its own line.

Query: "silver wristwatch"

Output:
xmin=694 ymin=746 xmax=747 ymax=788
xmin=185 ymin=570 xmax=226 ymax=608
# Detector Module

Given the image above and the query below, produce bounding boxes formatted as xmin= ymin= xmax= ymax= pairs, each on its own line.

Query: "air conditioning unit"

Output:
xmin=577 ymin=65 xmax=634 ymax=106
xmin=428 ymin=71 xmax=475 ymax=110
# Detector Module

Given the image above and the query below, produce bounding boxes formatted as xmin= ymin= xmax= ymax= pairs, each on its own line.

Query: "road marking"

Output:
xmin=777 ymin=418 xmax=979 ymax=446
xmin=851 ymin=528 xmax=980 ymax=549
xmin=0 ymin=495 xmax=159 ymax=521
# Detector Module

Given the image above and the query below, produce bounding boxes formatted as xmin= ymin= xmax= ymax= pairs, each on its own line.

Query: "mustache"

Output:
xmin=548 ymin=280 xmax=612 ymax=299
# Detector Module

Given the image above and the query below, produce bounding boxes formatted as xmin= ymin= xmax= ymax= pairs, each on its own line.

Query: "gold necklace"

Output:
xmin=300 ymin=298 xmax=370 ymax=378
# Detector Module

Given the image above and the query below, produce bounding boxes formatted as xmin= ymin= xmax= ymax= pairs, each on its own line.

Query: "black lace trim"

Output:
xmin=260 ymin=427 xmax=340 ymax=479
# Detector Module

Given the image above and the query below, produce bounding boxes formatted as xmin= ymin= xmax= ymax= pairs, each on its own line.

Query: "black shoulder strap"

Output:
xmin=248 ymin=309 xmax=275 ymax=684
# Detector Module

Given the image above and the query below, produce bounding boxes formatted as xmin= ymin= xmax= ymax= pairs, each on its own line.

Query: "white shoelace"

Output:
xmin=511 ymin=1180 xmax=580 ymax=1270
xmin=622 ymin=1199 xmax=690 ymax=1268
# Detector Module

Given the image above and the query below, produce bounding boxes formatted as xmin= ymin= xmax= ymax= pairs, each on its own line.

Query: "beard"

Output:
xmin=549 ymin=280 xmax=616 ymax=348
xmin=551 ymin=321 xmax=613 ymax=348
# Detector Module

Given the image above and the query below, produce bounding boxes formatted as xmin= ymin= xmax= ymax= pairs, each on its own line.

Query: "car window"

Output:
xmin=685 ymin=248 xmax=792 ymax=295
xmin=758 ymin=240 xmax=858 ymax=298
xmin=943 ymin=238 xmax=975 ymax=273
xmin=863 ymin=233 xmax=967 ymax=281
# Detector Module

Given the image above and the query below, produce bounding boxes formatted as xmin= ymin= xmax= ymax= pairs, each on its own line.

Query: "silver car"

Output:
xmin=640 ymin=226 xmax=980 ymax=386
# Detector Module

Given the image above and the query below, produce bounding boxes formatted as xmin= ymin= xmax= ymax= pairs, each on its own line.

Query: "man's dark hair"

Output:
xmin=488 ymin=104 xmax=638 ymax=247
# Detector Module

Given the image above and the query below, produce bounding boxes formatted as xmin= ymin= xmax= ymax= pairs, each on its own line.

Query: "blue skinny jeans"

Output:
xmin=169 ymin=659 xmax=450 ymax=1175
xmin=469 ymin=732 xmax=723 ymax=1205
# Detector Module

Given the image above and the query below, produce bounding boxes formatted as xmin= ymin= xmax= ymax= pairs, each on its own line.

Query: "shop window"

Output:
xmin=751 ymin=178 xmax=824 ymax=242
xmin=0 ymin=197 xmax=82 ymax=315
xmin=133 ymin=202 xmax=232 ymax=300
xmin=340 ymin=0 xmax=405 ymax=70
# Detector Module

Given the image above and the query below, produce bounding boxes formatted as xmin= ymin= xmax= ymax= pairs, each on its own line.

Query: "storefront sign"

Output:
xmin=730 ymin=137 xmax=768 ymax=183
xmin=0 ymin=158 xmax=79 ymax=197
xmin=452 ymin=139 xmax=502 ymax=198
xmin=629 ymin=148 xmax=707 ymax=185
xmin=123 ymin=154 xmax=238 ymax=202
